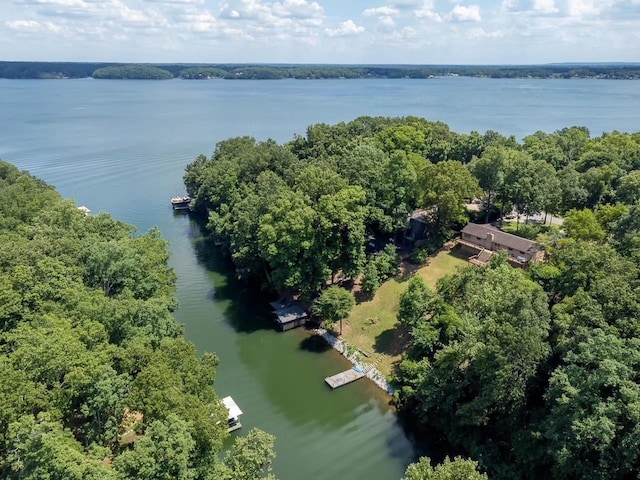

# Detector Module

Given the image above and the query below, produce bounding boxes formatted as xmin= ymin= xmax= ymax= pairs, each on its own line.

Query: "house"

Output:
xmin=458 ymin=223 xmax=544 ymax=267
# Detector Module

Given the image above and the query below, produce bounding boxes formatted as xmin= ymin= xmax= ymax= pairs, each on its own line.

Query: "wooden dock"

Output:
xmin=325 ymin=368 xmax=366 ymax=389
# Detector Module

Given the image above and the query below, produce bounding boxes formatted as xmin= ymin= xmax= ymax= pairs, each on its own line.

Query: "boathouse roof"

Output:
xmin=222 ymin=396 xmax=243 ymax=420
xmin=274 ymin=304 xmax=308 ymax=325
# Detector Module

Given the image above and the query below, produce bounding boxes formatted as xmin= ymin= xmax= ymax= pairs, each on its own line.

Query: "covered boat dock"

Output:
xmin=222 ymin=396 xmax=243 ymax=433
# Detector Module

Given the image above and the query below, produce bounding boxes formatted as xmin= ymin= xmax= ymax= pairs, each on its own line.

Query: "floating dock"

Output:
xmin=325 ymin=367 xmax=366 ymax=389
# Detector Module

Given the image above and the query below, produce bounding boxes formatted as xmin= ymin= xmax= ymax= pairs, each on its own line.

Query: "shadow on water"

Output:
xmin=298 ymin=334 xmax=333 ymax=353
xmin=394 ymin=408 xmax=452 ymax=463
xmin=187 ymin=215 xmax=277 ymax=334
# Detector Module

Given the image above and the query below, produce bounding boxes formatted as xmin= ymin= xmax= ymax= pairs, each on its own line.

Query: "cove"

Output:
xmin=172 ymin=219 xmax=418 ymax=479
xmin=1 ymin=77 xmax=638 ymax=479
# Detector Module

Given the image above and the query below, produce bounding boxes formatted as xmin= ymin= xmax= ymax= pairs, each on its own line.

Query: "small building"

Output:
xmin=221 ymin=396 xmax=243 ymax=433
xmin=458 ymin=223 xmax=544 ymax=267
xmin=405 ymin=209 xmax=431 ymax=247
xmin=273 ymin=304 xmax=308 ymax=331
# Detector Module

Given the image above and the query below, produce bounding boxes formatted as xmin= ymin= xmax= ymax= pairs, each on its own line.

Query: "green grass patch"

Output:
xmin=342 ymin=247 xmax=468 ymax=377
xmin=416 ymin=246 xmax=469 ymax=290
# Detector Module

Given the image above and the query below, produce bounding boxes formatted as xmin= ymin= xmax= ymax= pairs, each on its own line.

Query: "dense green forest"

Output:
xmin=1 ymin=61 xmax=639 ymax=80
xmin=0 ymin=161 xmax=277 ymax=479
xmin=184 ymin=116 xmax=640 ymax=478
xmin=92 ymin=65 xmax=174 ymax=80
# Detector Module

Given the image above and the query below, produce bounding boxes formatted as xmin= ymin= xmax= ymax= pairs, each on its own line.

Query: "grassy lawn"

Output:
xmin=341 ymin=247 xmax=468 ymax=378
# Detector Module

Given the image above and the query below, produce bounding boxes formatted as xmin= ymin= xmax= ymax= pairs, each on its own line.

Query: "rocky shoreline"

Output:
xmin=313 ymin=328 xmax=395 ymax=395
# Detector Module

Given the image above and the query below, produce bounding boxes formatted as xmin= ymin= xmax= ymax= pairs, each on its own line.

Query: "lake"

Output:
xmin=1 ymin=77 xmax=639 ymax=479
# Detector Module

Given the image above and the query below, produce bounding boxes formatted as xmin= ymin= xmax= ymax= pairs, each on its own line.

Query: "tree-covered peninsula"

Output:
xmin=185 ymin=116 xmax=640 ymax=479
xmin=92 ymin=65 xmax=174 ymax=80
xmin=0 ymin=161 xmax=276 ymax=479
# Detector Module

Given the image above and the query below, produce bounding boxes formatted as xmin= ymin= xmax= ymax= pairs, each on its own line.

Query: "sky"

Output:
xmin=1 ymin=0 xmax=639 ymax=64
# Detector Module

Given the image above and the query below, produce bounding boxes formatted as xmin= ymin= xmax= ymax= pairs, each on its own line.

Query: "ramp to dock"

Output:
xmin=325 ymin=368 xmax=366 ymax=389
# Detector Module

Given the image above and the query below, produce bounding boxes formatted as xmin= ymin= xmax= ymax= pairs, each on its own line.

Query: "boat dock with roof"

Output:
xmin=270 ymin=294 xmax=308 ymax=331
xmin=222 ymin=396 xmax=243 ymax=433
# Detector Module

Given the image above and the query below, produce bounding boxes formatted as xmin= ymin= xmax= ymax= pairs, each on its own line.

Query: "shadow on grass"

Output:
xmin=374 ymin=324 xmax=412 ymax=357
xmin=188 ymin=216 xmax=276 ymax=334
xmin=298 ymin=334 xmax=333 ymax=354
xmin=354 ymin=289 xmax=375 ymax=304
xmin=448 ymin=244 xmax=472 ymax=260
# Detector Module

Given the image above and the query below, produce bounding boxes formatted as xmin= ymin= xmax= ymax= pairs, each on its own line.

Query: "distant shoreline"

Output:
xmin=1 ymin=61 xmax=639 ymax=80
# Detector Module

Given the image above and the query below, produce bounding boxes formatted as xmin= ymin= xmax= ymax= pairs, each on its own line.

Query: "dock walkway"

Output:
xmin=325 ymin=368 xmax=366 ymax=389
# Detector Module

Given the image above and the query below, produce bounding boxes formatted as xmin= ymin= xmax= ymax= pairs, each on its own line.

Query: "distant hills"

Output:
xmin=1 ymin=61 xmax=639 ymax=80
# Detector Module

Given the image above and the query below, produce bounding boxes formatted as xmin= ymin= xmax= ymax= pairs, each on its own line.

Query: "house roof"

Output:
xmin=409 ymin=208 xmax=433 ymax=225
xmin=274 ymin=304 xmax=308 ymax=324
xmin=269 ymin=294 xmax=292 ymax=311
xmin=461 ymin=223 xmax=541 ymax=253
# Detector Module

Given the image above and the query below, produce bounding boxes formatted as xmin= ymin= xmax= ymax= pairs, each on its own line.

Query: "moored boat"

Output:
xmin=171 ymin=195 xmax=191 ymax=210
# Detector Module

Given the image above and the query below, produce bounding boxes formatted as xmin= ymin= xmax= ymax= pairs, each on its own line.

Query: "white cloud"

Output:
xmin=466 ymin=27 xmax=504 ymax=39
xmin=325 ymin=19 xmax=364 ymax=37
xmin=392 ymin=0 xmax=426 ymax=9
xmin=21 ymin=0 xmax=85 ymax=6
xmin=365 ymin=0 xmax=439 ymax=21
xmin=379 ymin=15 xmax=396 ymax=27
xmin=7 ymin=19 xmax=42 ymax=31
xmin=448 ymin=4 xmax=481 ymax=22
xmin=415 ymin=6 xmax=441 ymax=21
xmin=7 ymin=19 xmax=62 ymax=33
xmin=363 ymin=6 xmax=399 ymax=17
xmin=533 ymin=0 xmax=558 ymax=13
xmin=566 ymin=0 xmax=600 ymax=17
xmin=272 ymin=0 xmax=323 ymax=20
xmin=501 ymin=0 xmax=519 ymax=11
xmin=177 ymin=11 xmax=218 ymax=32
xmin=219 ymin=0 xmax=267 ymax=20
xmin=1 ymin=0 xmax=638 ymax=63
xmin=141 ymin=0 xmax=203 ymax=4
xmin=217 ymin=0 xmax=323 ymax=31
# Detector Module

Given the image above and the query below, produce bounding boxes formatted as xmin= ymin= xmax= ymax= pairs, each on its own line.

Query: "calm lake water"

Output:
xmin=1 ymin=77 xmax=639 ymax=479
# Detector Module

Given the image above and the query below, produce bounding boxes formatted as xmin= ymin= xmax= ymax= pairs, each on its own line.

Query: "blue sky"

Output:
xmin=1 ymin=0 xmax=639 ymax=64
